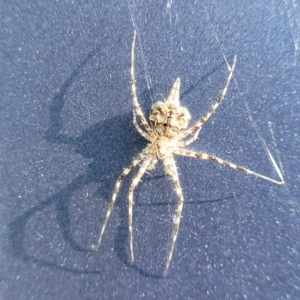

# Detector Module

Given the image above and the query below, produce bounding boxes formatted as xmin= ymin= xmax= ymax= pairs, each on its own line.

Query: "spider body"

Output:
xmin=149 ymin=97 xmax=191 ymax=138
xmin=149 ymin=90 xmax=191 ymax=159
xmin=92 ymin=31 xmax=284 ymax=276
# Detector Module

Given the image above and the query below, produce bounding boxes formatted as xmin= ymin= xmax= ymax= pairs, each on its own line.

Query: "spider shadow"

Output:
xmin=180 ymin=61 xmax=224 ymax=100
xmin=8 ymin=44 xmax=144 ymax=274
xmin=9 ymin=112 xmax=148 ymax=274
xmin=8 ymin=44 xmax=233 ymax=277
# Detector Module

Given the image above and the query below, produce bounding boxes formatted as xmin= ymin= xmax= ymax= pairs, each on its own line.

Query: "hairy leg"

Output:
xmin=181 ymin=55 xmax=237 ymax=138
xmin=177 ymin=128 xmax=201 ymax=147
xmin=128 ymin=156 xmax=155 ymax=262
xmin=91 ymin=147 xmax=149 ymax=250
xmin=163 ymin=155 xmax=184 ymax=276
xmin=174 ymin=148 xmax=284 ymax=185
xmin=131 ymin=31 xmax=152 ymax=133
xmin=133 ymin=110 xmax=152 ymax=141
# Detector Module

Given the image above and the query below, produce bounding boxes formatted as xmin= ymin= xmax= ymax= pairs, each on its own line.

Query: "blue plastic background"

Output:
xmin=1 ymin=0 xmax=300 ymax=299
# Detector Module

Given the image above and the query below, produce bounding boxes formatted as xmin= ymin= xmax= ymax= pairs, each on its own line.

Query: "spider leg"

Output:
xmin=180 ymin=55 xmax=237 ymax=138
xmin=177 ymin=128 xmax=201 ymax=147
xmin=128 ymin=156 xmax=155 ymax=263
xmin=131 ymin=31 xmax=153 ymax=134
xmin=91 ymin=147 xmax=149 ymax=251
xmin=147 ymin=157 xmax=158 ymax=171
xmin=163 ymin=155 xmax=184 ymax=276
xmin=133 ymin=110 xmax=153 ymax=141
xmin=174 ymin=148 xmax=284 ymax=185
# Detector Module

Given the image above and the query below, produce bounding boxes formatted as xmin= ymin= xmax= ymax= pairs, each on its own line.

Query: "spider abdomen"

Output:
xmin=149 ymin=101 xmax=191 ymax=138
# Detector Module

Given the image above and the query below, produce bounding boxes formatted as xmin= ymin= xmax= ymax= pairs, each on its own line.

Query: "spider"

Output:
xmin=92 ymin=31 xmax=284 ymax=276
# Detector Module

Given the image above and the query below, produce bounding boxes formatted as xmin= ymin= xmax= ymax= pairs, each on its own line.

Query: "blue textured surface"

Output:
xmin=1 ymin=0 xmax=300 ymax=299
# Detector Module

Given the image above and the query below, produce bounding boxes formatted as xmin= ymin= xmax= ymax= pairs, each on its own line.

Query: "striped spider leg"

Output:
xmin=92 ymin=31 xmax=154 ymax=257
xmin=92 ymin=31 xmax=284 ymax=277
xmin=91 ymin=146 xmax=151 ymax=252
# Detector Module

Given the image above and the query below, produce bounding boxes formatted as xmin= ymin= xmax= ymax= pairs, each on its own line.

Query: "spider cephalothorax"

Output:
xmin=92 ymin=31 xmax=284 ymax=276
